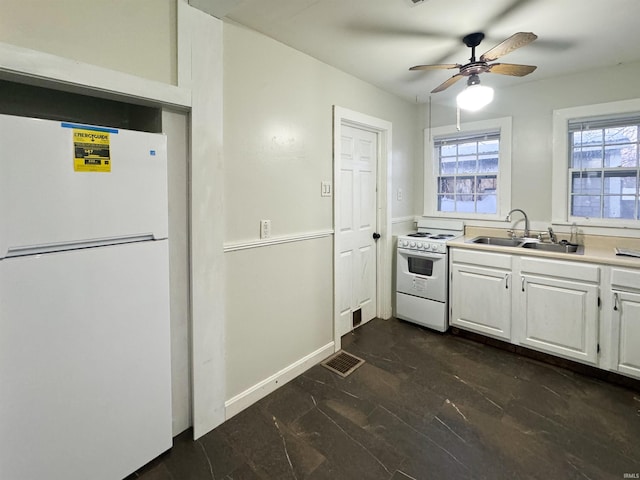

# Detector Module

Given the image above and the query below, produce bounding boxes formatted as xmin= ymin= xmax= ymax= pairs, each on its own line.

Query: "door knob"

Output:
xmin=372 ymin=232 xmax=381 ymax=240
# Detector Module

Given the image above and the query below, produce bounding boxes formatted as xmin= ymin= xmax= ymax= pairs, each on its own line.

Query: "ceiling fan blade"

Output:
xmin=479 ymin=32 xmax=538 ymax=62
xmin=410 ymin=63 xmax=460 ymax=71
xmin=487 ymin=63 xmax=537 ymax=76
xmin=431 ymin=74 xmax=464 ymax=93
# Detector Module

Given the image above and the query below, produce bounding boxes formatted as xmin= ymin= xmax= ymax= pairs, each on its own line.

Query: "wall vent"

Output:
xmin=352 ymin=308 xmax=362 ymax=328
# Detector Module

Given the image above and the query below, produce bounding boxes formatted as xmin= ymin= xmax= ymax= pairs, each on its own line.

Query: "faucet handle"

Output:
xmin=537 ymin=231 xmax=548 ymax=241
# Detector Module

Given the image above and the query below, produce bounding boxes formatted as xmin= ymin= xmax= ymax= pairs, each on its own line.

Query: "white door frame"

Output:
xmin=333 ymin=106 xmax=393 ymax=350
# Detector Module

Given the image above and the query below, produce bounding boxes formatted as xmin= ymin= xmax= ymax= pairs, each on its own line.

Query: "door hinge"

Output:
xmin=597 ymin=296 xmax=601 ymax=308
xmin=597 ymin=343 xmax=600 ymax=354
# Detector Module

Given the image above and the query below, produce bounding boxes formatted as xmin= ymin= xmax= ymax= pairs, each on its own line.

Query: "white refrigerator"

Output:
xmin=0 ymin=114 xmax=172 ymax=480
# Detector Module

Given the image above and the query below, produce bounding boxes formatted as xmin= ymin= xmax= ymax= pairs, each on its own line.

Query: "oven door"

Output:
xmin=396 ymin=247 xmax=447 ymax=303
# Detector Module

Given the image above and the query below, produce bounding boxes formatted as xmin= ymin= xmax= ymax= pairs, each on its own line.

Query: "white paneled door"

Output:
xmin=338 ymin=124 xmax=378 ymax=336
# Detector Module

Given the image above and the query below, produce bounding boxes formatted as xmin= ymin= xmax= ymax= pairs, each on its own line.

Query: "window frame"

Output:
xmin=552 ymin=99 xmax=640 ymax=229
xmin=423 ymin=117 xmax=512 ymax=220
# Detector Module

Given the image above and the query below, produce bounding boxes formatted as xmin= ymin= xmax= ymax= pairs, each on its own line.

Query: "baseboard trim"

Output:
xmin=224 ymin=341 xmax=335 ymax=420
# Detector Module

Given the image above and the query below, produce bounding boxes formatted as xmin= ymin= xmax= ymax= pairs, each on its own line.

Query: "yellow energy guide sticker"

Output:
xmin=73 ymin=128 xmax=111 ymax=172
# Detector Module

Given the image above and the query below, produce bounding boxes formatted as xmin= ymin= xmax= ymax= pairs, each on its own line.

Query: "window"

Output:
xmin=424 ymin=117 xmax=511 ymax=219
xmin=569 ymin=115 xmax=640 ymax=220
xmin=552 ymin=98 xmax=640 ymax=228
xmin=435 ymin=131 xmax=499 ymax=214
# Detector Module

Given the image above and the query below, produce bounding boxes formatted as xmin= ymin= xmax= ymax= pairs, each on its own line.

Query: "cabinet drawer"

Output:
xmin=520 ymin=257 xmax=599 ymax=283
xmin=450 ymin=248 xmax=512 ymax=269
xmin=611 ymin=268 xmax=640 ymax=291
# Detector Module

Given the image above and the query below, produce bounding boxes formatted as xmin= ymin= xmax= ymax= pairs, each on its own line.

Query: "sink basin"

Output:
xmin=521 ymin=242 xmax=582 ymax=254
xmin=468 ymin=236 xmax=523 ymax=247
xmin=468 ymin=236 xmax=583 ymax=254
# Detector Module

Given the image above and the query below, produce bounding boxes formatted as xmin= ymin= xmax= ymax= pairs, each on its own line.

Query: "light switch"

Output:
xmin=260 ymin=219 xmax=271 ymax=239
xmin=321 ymin=181 xmax=332 ymax=197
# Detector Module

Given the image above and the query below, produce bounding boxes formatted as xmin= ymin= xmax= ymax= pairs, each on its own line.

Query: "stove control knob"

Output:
xmin=400 ymin=240 xmax=407 ymax=247
xmin=430 ymin=243 xmax=438 ymax=251
xmin=409 ymin=241 xmax=416 ymax=248
xmin=417 ymin=243 xmax=423 ymax=249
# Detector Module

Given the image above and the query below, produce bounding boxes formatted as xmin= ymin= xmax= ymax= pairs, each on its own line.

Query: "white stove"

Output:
xmin=396 ymin=220 xmax=463 ymax=331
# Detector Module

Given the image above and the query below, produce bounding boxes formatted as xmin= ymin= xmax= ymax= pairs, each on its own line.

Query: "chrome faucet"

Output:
xmin=506 ymin=208 xmax=530 ymax=238
xmin=548 ymin=227 xmax=558 ymax=243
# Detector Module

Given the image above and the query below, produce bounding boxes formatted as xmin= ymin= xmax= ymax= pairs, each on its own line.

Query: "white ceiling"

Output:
xmin=190 ymin=0 xmax=640 ymax=104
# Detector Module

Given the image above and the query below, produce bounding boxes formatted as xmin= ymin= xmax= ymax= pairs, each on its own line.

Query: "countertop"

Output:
xmin=447 ymin=227 xmax=640 ymax=269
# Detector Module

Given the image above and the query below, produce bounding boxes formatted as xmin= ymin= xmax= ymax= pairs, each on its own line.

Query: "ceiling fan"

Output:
xmin=410 ymin=32 xmax=538 ymax=93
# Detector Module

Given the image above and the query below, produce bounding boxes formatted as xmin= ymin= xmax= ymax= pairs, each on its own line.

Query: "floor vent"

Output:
xmin=321 ymin=351 xmax=365 ymax=377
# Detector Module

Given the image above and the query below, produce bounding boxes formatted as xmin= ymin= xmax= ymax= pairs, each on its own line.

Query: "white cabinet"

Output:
xmin=515 ymin=258 xmax=600 ymax=365
xmin=450 ymin=249 xmax=513 ymax=341
xmin=610 ymin=269 xmax=640 ymax=379
xmin=450 ymin=248 xmax=601 ymax=366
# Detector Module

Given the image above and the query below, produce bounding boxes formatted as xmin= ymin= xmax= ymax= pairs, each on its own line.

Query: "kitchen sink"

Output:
xmin=521 ymin=242 xmax=582 ymax=254
xmin=468 ymin=236 xmax=583 ymax=254
xmin=468 ymin=236 xmax=524 ymax=247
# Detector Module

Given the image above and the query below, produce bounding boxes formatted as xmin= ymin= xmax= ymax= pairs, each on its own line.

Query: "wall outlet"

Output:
xmin=260 ymin=219 xmax=271 ymax=239
xmin=397 ymin=188 xmax=403 ymax=201
xmin=321 ymin=181 xmax=332 ymax=197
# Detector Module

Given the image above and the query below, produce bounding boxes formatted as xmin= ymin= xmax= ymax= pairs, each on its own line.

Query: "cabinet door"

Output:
xmin=518 ymin=275 xmax=599 ymax=365
xmin=612 ymin=290 xmax=640 ymax=379
xmin=450 ymin=263 xmax=512 ymax=340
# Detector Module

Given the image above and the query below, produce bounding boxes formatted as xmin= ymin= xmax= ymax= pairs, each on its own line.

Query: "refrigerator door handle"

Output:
xmin=4 ymin=234 xmax=156 ymax=258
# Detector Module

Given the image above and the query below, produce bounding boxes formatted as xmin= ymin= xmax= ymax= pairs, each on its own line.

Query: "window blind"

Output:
xmin=568 ymin=113 xmax=640 ymax=132
xmin=434 ymin=130 xmax=500 ymax=147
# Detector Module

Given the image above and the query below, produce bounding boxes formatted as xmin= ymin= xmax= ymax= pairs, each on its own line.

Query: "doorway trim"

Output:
xmin=332 ymin=106 xmax=393 ymax=350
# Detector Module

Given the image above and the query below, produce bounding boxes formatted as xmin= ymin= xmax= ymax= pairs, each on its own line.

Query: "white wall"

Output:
xmin=182 ymin=4 xmax=227 ymax=438
xmin=419 ymin=61 xmax=640 ymax=229
xmin=162 ymin=109 xmax=191 ymax=435
xmin=223 ymin=22 xmax=419 ymax=402
xmin=0 ymin=0 xmax=177 ymax=85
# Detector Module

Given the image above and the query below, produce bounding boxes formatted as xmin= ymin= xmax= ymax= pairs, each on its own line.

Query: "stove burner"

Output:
xmin=407 ymin=232 xmax=456 ymax=240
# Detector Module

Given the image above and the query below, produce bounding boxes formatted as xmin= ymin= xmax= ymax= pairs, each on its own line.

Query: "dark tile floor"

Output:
xmin=129 ymin=318 xmax=640 ymax=480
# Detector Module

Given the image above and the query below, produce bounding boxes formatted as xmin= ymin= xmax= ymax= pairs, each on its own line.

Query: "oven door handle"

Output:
xmin=397 ymin=248 xmax=445 ymax=259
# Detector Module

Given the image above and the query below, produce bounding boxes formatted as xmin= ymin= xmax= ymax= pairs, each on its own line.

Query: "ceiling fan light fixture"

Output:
xmin=456 ymin=83 xmax=494 ymax=111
